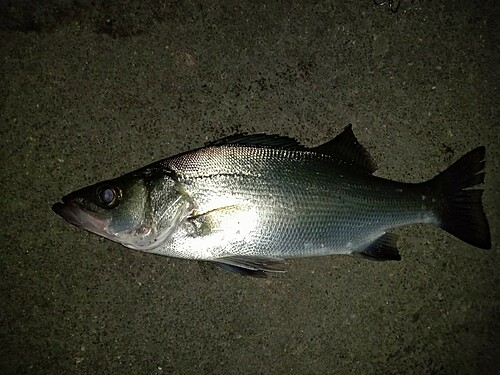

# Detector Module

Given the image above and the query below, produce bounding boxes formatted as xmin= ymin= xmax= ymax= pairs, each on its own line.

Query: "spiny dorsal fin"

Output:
xmin=206 ymin=133 xmax=306 ymax=150
xmin=312 ymin=124 xmax=378 ymax=173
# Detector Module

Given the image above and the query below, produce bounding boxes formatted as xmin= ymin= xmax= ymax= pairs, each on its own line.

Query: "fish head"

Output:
xmin=52 ymin=175 xmax=159 ymax=250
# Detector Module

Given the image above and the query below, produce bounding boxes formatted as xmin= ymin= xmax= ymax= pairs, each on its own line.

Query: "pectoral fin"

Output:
xmin=187 ymin=204 xmax=258 ymax=238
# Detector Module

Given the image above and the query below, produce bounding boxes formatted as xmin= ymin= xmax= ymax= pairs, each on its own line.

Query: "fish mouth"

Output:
xmin=52 ymin=199 xmax=109 ymax=235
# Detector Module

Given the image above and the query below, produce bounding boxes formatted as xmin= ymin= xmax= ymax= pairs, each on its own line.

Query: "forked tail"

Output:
xmin=429 ymin=146 xmax=491 ymax=249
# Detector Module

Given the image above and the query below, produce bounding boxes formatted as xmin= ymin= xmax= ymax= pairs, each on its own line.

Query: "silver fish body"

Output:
xmin=53 ymin=125 xmax=491 ymax=276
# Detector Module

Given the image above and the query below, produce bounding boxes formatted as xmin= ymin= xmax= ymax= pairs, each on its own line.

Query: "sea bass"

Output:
xmin=52 ymin=125 xmax=491 ymax=276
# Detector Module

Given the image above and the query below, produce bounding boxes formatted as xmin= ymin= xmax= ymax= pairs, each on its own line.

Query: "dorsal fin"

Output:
xmin=206 ymin=126 xmax=377 ymax=173
xmin=206 ymin=133 xmax=306 ymax=150
xmin=312 ymin=124 xmax=377 ymax=173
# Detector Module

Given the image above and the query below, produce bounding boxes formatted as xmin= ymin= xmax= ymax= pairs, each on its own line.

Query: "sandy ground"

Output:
xmin=1 ymin=1 xmax=499 ymax=374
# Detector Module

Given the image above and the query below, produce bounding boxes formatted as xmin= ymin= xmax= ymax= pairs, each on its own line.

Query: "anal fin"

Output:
xmin=354 ymin=232 xmax=401 ymax=261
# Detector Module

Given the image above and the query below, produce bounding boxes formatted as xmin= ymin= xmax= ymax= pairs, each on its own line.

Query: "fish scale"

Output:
xmin=167 ymin=144 xmax=437 ymax=259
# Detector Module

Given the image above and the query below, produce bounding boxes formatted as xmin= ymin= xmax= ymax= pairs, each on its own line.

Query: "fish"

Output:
xmin=52 ymin=125 xmax=491 ymax=277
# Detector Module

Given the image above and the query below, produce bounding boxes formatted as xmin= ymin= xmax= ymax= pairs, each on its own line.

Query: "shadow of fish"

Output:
xmin=53 ymin=125 xmax=491 ymax=277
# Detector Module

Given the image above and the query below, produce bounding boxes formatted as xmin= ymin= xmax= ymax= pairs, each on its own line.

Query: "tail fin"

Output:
xmin=429 ymin=146 xmax=491 ymax=249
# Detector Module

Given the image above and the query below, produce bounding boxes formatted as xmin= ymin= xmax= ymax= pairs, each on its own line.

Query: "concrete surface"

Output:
xmin=1 ymin=0 xmax=499 ymax=374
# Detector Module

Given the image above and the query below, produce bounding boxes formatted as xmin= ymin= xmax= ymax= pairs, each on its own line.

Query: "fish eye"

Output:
xmin=96 ymin=184 xmax=121 ymax=208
